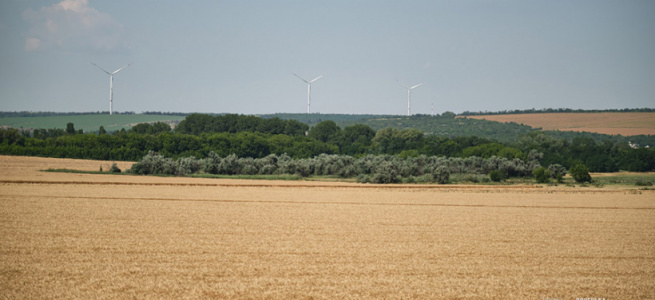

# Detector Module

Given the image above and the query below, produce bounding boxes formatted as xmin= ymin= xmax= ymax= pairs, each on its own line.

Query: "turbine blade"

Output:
xmin=292 ymin=73 xmax=309 ymax=84
xmin=395 ymin=78 xmax=410 ymax=89
xmin=111 ymin=64 xmax=131 ymax=75
xmin=91 ymin=62 xmax=111 ymax=75
xmin=309 ymin=74 xmax=324 ymax=83
xmin=410 ymin=83 xmax=423 ymax=89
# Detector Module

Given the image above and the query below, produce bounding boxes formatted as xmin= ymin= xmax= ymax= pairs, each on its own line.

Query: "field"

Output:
xmin=463 ymin=112 xmax=655 ymax=136
xmin=0 ymin=114 xmax=186 ymax=132
xmin=1 ymin=156 xmax=654 ymax=298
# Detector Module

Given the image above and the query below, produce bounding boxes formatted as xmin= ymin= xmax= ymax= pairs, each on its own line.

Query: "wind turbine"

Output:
xmin=431 ymin=100 xmax=434 ymax=117
xmin=91 ymin=62 xmax=130 ymax=115
xmin=396 ymin=79 xmax=423 ymax=116
xmin=293 ymin=73 xmax=324 ymax=114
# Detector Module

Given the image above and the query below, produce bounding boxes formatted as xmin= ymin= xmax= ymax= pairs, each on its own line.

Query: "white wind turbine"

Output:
xmin=293 ymin=73 xmax=324 ymax=114
xmin=396 ymin=79 xmax=423 ymax=116
xmin=92 ymin=62 xmax=130 ymax=115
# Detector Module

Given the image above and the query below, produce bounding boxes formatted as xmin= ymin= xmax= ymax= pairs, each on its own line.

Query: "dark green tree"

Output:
xmin=308 ymin=120 xmax=341 ymax=143
xmin=570 ymin=163 xmax=592 ymax=183
xmin=340 ymin=124 xmax=375 ymax=155
xmin=66 ymin=122 xmax=75 ymax=134
xmin=489 ymin=170 xmax=505 ymax=182
xmin=532 ymin=167 xmax=550 ymax=183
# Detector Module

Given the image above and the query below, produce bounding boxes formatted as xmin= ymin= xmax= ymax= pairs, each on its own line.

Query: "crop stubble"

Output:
xmin=0 ymin=156 xmax=654 ymax=299
xmin=464 ymin=112 xmax=655 ymax=136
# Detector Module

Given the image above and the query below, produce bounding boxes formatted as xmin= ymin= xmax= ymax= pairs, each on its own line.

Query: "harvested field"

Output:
xmin=1 ymin=155 xmax=654 ymax=299
xmin=463 ymin=112 xmax=655 ymax=136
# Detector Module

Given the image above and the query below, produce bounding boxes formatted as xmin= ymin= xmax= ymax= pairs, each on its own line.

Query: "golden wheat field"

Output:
xmin=463 ymin=112 xmax=655 ymax=136
xmin=1 ymin=155 xmax=654 ymax=299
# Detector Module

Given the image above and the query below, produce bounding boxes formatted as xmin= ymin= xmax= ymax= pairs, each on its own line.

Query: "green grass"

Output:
xmin=43 ymin=168 xmax=127 ymax=175
xmin=1 ymin=114 xmax=186 ymax=132
xmin=42 ymin=168 xmax=304 ymax=181
xmin=42 ymin=168 xmax=655 ymax=186
xmin=591 ymin=173 xmax=655 ymax=186
xmin=188 ymin=174 xmax=303 ymax=181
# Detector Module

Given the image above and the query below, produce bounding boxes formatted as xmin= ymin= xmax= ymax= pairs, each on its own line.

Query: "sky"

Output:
xmin=0 ymin=0 xmax=654 ymax=115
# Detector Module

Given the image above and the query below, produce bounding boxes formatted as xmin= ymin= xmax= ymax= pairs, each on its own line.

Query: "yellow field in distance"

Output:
xmin=463 ymin=112 xmax=655 ymax=136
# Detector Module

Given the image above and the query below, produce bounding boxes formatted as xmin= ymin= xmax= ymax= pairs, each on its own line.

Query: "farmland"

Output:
xmin=463 ymin=112 xmax=655 ymax=136
xmin=1 ymin=155 xmax=654 ymax=298
xmin=0 ymin=114 xmax=186 ymax=132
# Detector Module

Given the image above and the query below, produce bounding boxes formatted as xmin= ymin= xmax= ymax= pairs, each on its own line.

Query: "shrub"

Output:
xmin=462 ymin=174 xmax=480 ymax=183
xmin=356 ymin=174 xmax=370 ymax=183
xmin=109 ymin=163 xmax=121 ymax=173
xmin=370 ymin=161 xmax=401 ymax=183
xmin=488 ymin=170 xmax=505 ymax=182
xmin=532 ymin=167 xmax=550 ymax=183
xmin=635 ymin=180 xmax=653 ymax=186
xmin=431 ymin=166 xmax=450 ymax=184
xmin=128 ymin=151 xmax=166 ymax=175
xmin=548 ymin=164 xmax=567 ymax=183
xmin=570 ymin=163 xmax=592 ymax=183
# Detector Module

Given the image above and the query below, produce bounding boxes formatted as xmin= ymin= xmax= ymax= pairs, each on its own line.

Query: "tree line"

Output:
xmin=0 ymin=113 xmax=653 ymax=173
xmin=128 ymin=151 xmax=557 ymax=184
xmin=0 ymin=111 xmax=139 ymax=118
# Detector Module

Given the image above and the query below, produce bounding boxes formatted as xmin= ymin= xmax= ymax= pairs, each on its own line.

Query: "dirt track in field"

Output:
xmin=463 ymin=112 xmax=655 ymax=136
xmin=1 ymin=155 xmax=654 ymax=299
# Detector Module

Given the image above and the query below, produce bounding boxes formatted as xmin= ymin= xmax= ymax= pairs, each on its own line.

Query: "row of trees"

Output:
xmin=1 ymin=116 xmax=653 ymax=172
xmin=129 ymin=151 xmax=562 ymax=184
xmin=517 ymin=132 xmax=655 ymax=172
xmin=0 ymin=129 xmax=338 ymax=161
xmin=175 ymin=114 xmax=309 ymax=136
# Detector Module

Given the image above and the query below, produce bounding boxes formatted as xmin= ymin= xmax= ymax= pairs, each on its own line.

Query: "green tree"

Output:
xmin=308 ymin=120 xmax=341 ymax=143
xmin=532 ymin=167 xmax=550 ymax=183
xmin=98 ymin=126 xmax=107 ymax=135
xmin=152 ymin=122 xmax=172 ymax=133
xmin=547 ymin=164 xmax=567 ymax=183
xmin=489 ymin=170 xmax=505 ymax=182
xmin=569 ymin=163 xmax=592 ymax=183
xmin=340 ymin=124 xmax=375 ymax=155
xmin=66 ymin=122 xmax=75 ymax=134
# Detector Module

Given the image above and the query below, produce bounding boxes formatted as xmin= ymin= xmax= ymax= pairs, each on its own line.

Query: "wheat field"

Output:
xmin=1 ymin=155 xmax=654 ymax=299
xmin=463 ymin=112 xmax=655 ymax=136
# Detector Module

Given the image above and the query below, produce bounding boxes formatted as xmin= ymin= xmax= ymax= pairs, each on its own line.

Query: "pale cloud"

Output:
xmin=59 ymin=0 xmax=89 ymax=13
xmin=22 ymin=0 xmax=127 ymax=53
xmin=24 ymin=38 xmax=41 ymax=51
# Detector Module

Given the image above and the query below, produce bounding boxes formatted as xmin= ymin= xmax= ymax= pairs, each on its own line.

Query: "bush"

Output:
xmin=431 ymin=166 xmax=450 ymax=184
xmin=109 ymin=163 xmax=121 ymax=173
xmin=532 ymin=167 xmax=550 ymax=183
xmin=635 ymin=180 xmax=653 ymax=186
xmin=548 ymin=164 xmax=566 ymax=183
xmin=370 ymin=161 xmax=401 ymax=183
xmin=488 ymin=170 xmax=505 ymax=182
xmin=356 ymin=174 xmax=370 ymax=183
xmin=569 ymin=163 xmax=592 ymax=183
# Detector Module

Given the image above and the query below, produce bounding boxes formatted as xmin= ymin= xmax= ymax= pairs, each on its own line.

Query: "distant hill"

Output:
xmin=3 ymin=110 xmax=653 ymax=146
xmin=259 ymin=113 xmax=391 ymax=125
xmin=0 ymin=114 xmax=186 ymax=132
xmin=265 ymin=112 xmax=655 ymax=146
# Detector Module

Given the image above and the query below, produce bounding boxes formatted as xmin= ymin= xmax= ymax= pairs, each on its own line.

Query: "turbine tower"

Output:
xmin=431 ymin=100 xmax=434 ymax=117
xmin=293 ymin=73 xmax=324 ymax=114
xmin=92 ymin=62 xmax=130 ymax=115
xmin=397 ymin=79 xmax=423 ymax=116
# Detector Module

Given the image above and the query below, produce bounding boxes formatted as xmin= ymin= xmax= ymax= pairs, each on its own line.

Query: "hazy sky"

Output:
xmin=1 ymin=0 xmax=654 ymax=115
